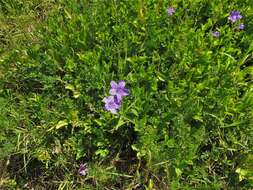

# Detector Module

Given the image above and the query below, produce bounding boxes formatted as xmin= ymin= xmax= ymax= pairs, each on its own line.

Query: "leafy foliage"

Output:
xmin=0 ymin=0 xmax=253 ymax=189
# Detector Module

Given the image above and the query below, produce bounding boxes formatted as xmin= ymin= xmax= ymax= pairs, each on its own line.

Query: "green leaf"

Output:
xmin=56 ymin=120 xmax=68 ymax=130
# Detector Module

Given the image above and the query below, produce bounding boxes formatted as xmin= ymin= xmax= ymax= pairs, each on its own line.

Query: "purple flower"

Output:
xmin=238 ymin=23 xmax=245 ymax=30
xmin=228 ymin=11 xmax=242 ymax=23
xmin=78 ymin=163 xmax=88 ymax=176
xmin=211 ymin=31 xmax=220 ymax=37
xmin=103 ymin=95 xmax=121 ymax=114
xmin=167 ymin=7 xmax=175 ymax=16
xmin=103 ymin=80 xmax=129 ymax=114
xmin=109 ymin=81 xmax=129 ymax=101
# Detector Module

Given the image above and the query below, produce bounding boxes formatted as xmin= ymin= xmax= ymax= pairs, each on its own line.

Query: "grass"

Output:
xmin=0 ymin=0 xmax=253 ymax=189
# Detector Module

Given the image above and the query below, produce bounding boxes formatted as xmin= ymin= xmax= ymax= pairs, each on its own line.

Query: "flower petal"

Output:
xmin=122 ymin=88 xmax=129 ymax=96
xmin=118 ymin=81 xmax=126 ymax=88
xmin=110 ymin=81 xmax=118 ymax=88
xmin=113 ymin=95 xmax=121 ymax=103
xmin=115 ymin=94 xmax=123 ymax=102
xmin=109 ymin=88 xmax=117 ymax=95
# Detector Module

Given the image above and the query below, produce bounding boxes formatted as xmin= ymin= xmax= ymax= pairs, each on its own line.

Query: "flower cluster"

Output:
xmin=238 ymin=23 xmax=244 ymax=30
xmin=209 ymin=11 xmax=244 ymax=38
xmin=228 ymin=11 xmax=242 ymax=23
xmin=228 ymin=11 xmax=245 ymax=30
xmin=103 ymin=81 xmax=129 ymax=114
xmin=167 ymin=7 xmax=175 ymax=16
xmin=167 ymin=7 xmax=245 ymax=38
xmin=78 ymin=163 xmax=88 ymax=176
xmin=212 ymin=31 xmax=220 ymax=38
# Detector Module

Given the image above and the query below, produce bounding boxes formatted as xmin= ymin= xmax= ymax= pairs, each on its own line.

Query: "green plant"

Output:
xmin=0 ymin=0 xmax=252 ymax=189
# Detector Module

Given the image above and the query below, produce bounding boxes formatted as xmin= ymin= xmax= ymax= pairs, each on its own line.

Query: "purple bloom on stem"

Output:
xmin=103 ymin=95 xmax=121 ymax=114
xmin=212 ymin=31 xmax=220 ymax=37
xmin=78 ymin=163 xmax=88 ymax=176
xmin=238 ymin=23 xmax=245 ymax=30
xmin=103 ymin=80 xmax=129 ymax=114
xmin=109 ymin=81 xmax=129 ymax=101
xmin=228 ymin=11 xmax=242 ymax=23
xmin=167 ymin=7 xmax=175 ymax=16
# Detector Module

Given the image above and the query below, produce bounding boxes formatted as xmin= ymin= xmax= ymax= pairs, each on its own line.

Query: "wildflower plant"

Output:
xmin=238 ymin=23 xmax=245 ymax=29
xmin=0 ymin=0 xmax=252 ymax=189
xmin=228 ymin=11 xmax=242 ymax=23
xmin=78 ymin=163 xmax=88 ymax=176
xmin=167 ymin=7 xmax=175 ymax=16
xmin=103 ymin=95 xmax=121 ymax=114
xmin=103 ymin=80 xmax=129 ymax=114
xmin=211 ymin=31 xmax=220 ymax=37
xmin=109 ymin=81 xmax=129 ymax=101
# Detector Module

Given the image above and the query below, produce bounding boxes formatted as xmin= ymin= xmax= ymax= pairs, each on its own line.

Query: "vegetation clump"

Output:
xmin=0 ymin=0 xmax=252 ymax=189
